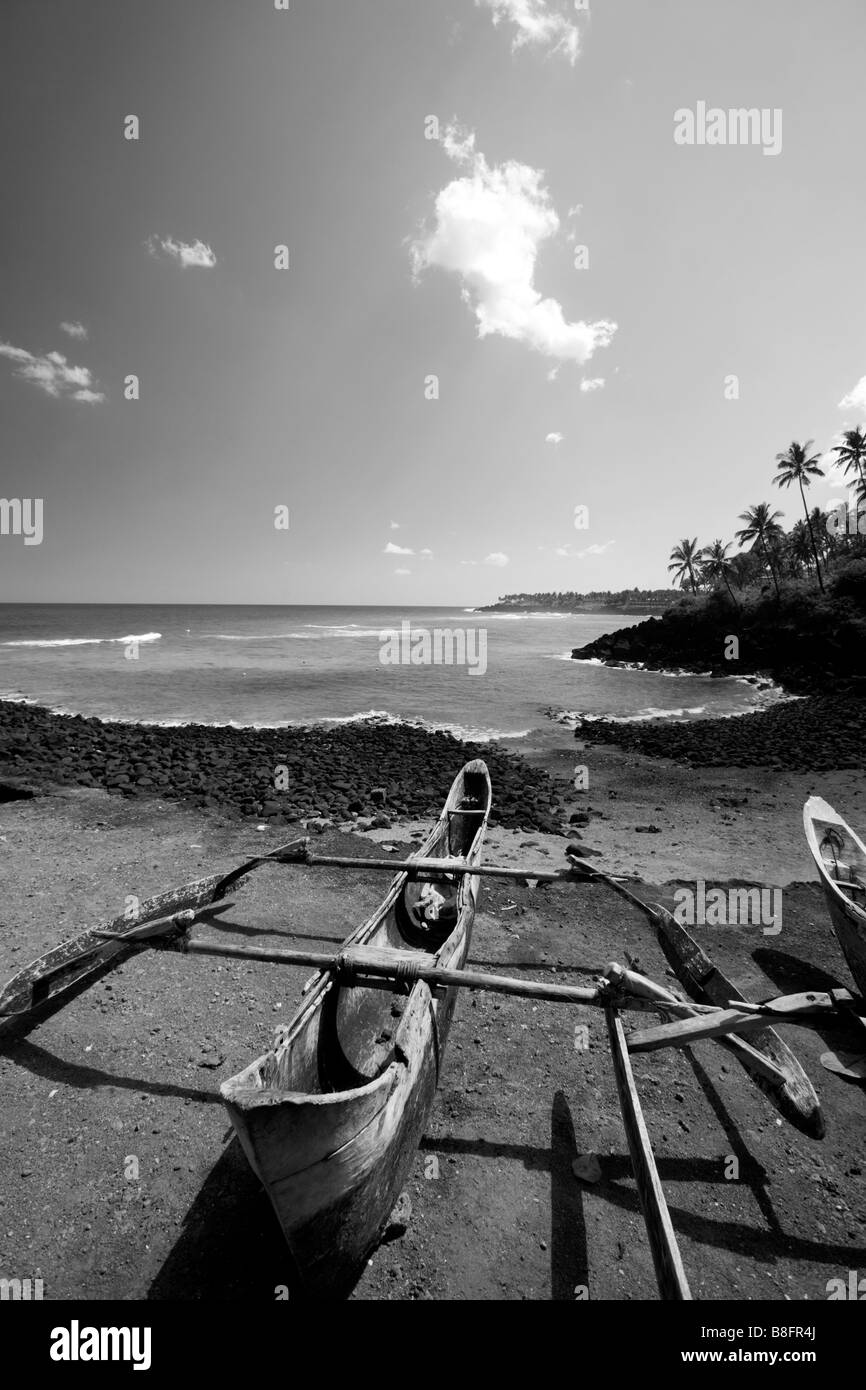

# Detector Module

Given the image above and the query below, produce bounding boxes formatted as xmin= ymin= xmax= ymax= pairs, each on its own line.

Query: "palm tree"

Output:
xmin=788 ymin=519 xmax=815 ymax=576
xmin=773 ymin=440 xmax=825 ymax=592
xmin=736 ymin=503 xmax=784 ymax=599
xmin=833 ymin=426 xmax=866 ymax=504
xmin=809 ymin=505 xmax=834 ymax=563
xmin=668 ymin=538 xmax=701 ymax=594
xmin=701 ymin=539 xmax=738 ymax=605
xmin=728 ymin=551 xmax=756 ymax=591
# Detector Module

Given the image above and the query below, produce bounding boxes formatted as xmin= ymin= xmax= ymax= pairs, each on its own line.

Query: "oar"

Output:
xmin=605 ymin=996 xmax=692 ymax=1300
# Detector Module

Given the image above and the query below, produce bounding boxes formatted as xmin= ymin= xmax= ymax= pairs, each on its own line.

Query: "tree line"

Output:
xmin=484 ymin=587 xmax=673 ymax=609
xmin=668 ymin=430 xmax=866 ymax=601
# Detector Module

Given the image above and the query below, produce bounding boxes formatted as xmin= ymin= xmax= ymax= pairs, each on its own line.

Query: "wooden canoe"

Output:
xmin=220 ymin=759 xmax=492 ymax=1298
xmin=803 ymin=796 xmax=866 ymax=1079
xmin=653 ymin=907 xmax=824 ymax=1138
xmin=803 ymin=797 xmax=866 ymax=999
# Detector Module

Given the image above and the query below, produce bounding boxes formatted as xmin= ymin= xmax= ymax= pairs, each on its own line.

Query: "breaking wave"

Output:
xmin=2 ymin=632 xmax=161 ymax=648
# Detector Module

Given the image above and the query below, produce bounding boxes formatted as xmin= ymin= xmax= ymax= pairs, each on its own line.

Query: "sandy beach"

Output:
xmin=2 ymin=705 xmax=865 ymax=1301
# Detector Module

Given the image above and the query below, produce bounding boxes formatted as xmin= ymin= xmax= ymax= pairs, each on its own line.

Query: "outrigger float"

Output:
xmin=2 ymin=762 xmax=863 ymax=1299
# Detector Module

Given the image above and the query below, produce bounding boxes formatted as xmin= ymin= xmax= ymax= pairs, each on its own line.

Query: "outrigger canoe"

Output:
xmin=804 ymin=797 xmax=866 ymax=998
xmin=803 ymin=797 xmax=866 ymax=1080
xmin=4 ymin=764 xmax=841 ymax=1298
xmin=220 ymin=759 xmax=492 ymax=1297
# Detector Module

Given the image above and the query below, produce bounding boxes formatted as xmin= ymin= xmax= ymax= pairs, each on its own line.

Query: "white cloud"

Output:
xmin=461 ymin=552 xmax=509 ymax=566
xmin=146 ymin=234 xmax=217 ymax=269
xmin=545 ymin=431 xmax=564 ymax=444
xmin=554 ymin=538 xmax=616 ymax=559
xmin=384 ymin=541 xmax=414 ymax=555
xmin=419 ymin=547 xmax=434 ymax=558
xmin=0 ymin=340 xmax=105 ymax=403
xmin=839 ymin=376 xmax=866 ymax=415
xmin=411 ymin=127 xmax=616 ymax=366
xmin=394 ymin=568 xmax=411 ymax=575
xmin=60 ymin=320 xmax=88 ymax=340
xmin=390 ymin=520 xmax=401 ymax=529
xmin=476 ymin=0 xmax=583 ymax=64
xmin=580 ymin=377 xmax=604 ymax=393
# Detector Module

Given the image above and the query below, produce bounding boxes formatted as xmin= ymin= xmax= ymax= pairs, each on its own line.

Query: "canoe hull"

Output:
xmin=221 ymin=760 xmax=491 ymax=1296
xmin=228 ymin=946 xmax=465 ymax=1296
xmin=803 ymin=796 xmax=866 ymax=1003
xmin=654 ymin=906 xmax=824 ymax=1138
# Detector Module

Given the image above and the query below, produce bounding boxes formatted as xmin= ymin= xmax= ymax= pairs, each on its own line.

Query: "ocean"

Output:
xmin=0 ymin=604 xmax=782 ymax=740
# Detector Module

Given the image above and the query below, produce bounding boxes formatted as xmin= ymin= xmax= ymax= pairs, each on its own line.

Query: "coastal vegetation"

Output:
xmin=665 ymin=432 xmax=866 ymax=602
xmin=574 ymin=435 xmax=866 ymax=697
xmin=480 ymin=587 xmax=673 ymax=612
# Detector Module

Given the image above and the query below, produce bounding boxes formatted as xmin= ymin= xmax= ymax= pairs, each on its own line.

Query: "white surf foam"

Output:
xmin=2 ymin=632 xmax=162 ymax=648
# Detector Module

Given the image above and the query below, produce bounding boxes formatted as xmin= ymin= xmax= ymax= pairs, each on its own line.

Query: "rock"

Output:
xmin=572 ymin=1154 xmax=602 ymax=1184
xmin=0 ymin=701 xmax=569 ymax=833
xmin=382 ymin=1190 xmax=412 ymax=1241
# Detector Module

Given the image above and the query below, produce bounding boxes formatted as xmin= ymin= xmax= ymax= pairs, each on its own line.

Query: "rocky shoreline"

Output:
xmin=0 ymin=700 xmax=566 ymax=832
xmin=572 ymin=694 xmax=865 ymax=770
xmin=571 ymin=599 xmax=866 ymax=698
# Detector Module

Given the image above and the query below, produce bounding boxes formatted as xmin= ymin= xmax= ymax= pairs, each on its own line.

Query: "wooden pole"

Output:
xmin=278 ymin=848 xmax=615 ymax=885
xmin=605 ymin=1004 xmax=692 ymax=1300
xmin=603 ymin=963 xmax=788 ymax=1086
xmin=627 ymin=988 xmax=860 ymax=1052
xmin=161 ymin=937 xmax=609 ymax=1006
xmin=629 ymin=1008 xmax=770 ymax=1052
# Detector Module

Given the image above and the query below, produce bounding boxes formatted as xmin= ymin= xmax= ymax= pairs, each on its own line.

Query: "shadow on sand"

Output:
xmin=147 ymin=1136 xmax=301 ymax=1300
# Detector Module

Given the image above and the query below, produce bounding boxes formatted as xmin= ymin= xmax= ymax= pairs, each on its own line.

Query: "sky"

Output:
xmin=1 ymin=0 xmax=865 ymax=605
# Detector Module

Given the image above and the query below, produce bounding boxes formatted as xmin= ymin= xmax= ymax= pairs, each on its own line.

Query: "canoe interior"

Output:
xmin=242 ymin=763 xmax=491 ymax=1100
xmin=808 ymin=807 xmax=866 ymax=908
